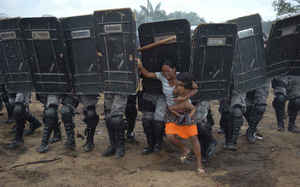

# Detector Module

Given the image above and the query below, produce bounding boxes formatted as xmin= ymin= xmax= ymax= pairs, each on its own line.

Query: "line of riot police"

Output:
xmin=0 ymin=9 xmax=300 ymax=163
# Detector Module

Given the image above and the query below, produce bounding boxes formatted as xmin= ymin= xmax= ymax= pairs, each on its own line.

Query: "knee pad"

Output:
xmin=110 ymin=115 xmax=123 ymax=129
xmin=83 ymin=105 xmax=99 ymax=128
xmin=231 ymin=106 xmax=243 ymax=118
xmin=13 ymin=102 xmax=26 ymax=121
xmin=142 ymin=119 xmax=153 ymax=131
xmin=288 ymin=98 xmax=300 ymax=113
xmin=44 ymin=106 xmax=58 ymax=126
xmin=60 ymin=105 xmax=73 ymax=123
xmin=138 ymin=92 xmax=155 ymax=112
xmin=125 ymin=104 xmax=137 ymax=119
xmin=273 ymin=94 xmax=286 ymax=108
xmin=255 ymin=104 xmax=266 ymax=115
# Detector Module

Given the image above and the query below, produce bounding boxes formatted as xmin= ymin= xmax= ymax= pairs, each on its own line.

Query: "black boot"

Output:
xmin=7 ymin=120 xmax=25 ymax=149
xmin=246 ymin=105 xmax=266 ymax=144
xmin=153 ymin=121 xmax=164 ymax=152
xmin=197 ymin=124 xmax=208 ymax=162
xmin=126 ymin=117 xmax=136 ymax=143
xmin=287 ymin=99 xmax=300 ymax=133
xmin=288 ymin=123 xmax=300 ymax=133
xmin=24 ymin=115 xmax=42 ymax=136
xmin=222 ymin=112 xmax=233 ymax=149
xmin=6 ymin=105 xmax=14 ymax=124
xmin=64 ymin=123 xmax=76 ymax=150
xmin=125 ymin=95 xmax=137 ymax=143
xmin=142 ymin=119 xmax=155 ymax=155
xmin=230 ymin=115 xmax=243 ymax=151
xmin=83 ymin=127 xmax=96 ymax=152
xmin=49 ymin=122 xmax=62 ymax=144
xmin=36 ymin=126 xmax=52 ymax=153
xmin=115 ymin=124 xmax=125 ymax=159
xmin=273 ymin=94 xmax=286 ymax=132
xmin=102 ymin=119 xmax=116 ymax=157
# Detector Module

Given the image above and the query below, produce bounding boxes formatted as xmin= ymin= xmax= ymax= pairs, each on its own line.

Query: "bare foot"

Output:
xmin=197 ymin=168 xmax=206 ymax=175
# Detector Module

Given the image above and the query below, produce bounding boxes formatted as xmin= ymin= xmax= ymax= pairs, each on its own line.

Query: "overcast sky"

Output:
xmin=0 ymin=0 xmax=276 ymax=22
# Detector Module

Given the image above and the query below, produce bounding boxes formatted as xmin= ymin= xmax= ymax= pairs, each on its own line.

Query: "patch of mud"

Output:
xmin=12 ymin=169 xmax=49 ymax=183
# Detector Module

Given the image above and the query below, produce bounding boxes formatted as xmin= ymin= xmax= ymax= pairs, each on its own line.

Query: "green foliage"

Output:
xmin=272 ymin=0 xmax=300 ymax=16
xmin=134 ymin=0 xmax=205 ymax=28
xmin=168 ymin=11 xmax=205 ymax=25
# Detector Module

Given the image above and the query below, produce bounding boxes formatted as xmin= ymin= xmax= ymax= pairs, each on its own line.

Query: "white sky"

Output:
xmin=0 ymin=0 xmax=276 ymax=22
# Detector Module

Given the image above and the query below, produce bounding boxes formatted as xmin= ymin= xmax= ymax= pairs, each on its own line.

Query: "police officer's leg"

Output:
xmin=218 ymin=100 xmax=232 ymax=149
xmin=7 ymin=93 xmax=27 ymax=149
xmin=102 ymin=94 xmax=116 ymax=156
xmin=125 ymin=95 xmax=137 ymax=142
xmin=246 ymin=104 xmax=266 ymax=143
xmin=218 ymin=100 xmax=229 ymax=134
xmin=61 ymin=96 xmax=78 ymax=150
xmin=153 ymin=96 xmax=167 ymax=152
xmin=142 ymin=112 xmax=155 ymax=154
xmin=195 ymin=102 xmax=217 ymax=161
xmin=272 ymin=93 xmax=287 ymax=131
xmin=228 ymin=105 xmax=244 ymax=150
xmin=287 ymin=98 xmax=300 ymax=133
xmin=3 ymin=93 xmax=15 ymax=124
xmin=111 ymin=95 xmax=128 ymax=158
xmin=138 ymin=92 xmax=156 ymax=154
xmin=24 ymin=93 xmax=42 ymax=136
xmin=82 ymin=105 xmax=99 ymax=152
xmin=80 ymin=95 xmax=99 ymax=152
xmin=37 ymin=95 xmax=60 ymax=153
xmin=102 ymin=94 xmax=127 ymax=158
xmin=206 ymin=108 xmax=215 ymax=132
xmin=37 ymin=104 xmax=59 ymax=153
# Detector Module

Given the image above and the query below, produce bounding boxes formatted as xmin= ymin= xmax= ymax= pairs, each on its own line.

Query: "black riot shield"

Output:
xmin=0 ymin=39 xmax=6 ymax=93
xmin=228 ymin=14 xmax=266 ymax=92
xmin=21 ymin=17 xmax=71 ymax=94
xmin=190 ymin=24 xmax=237 ymax=102
xmin=266 ymin=13 xmax=300 ymax=76
xmin=94 ymin=8 xmax=138 ymax=95
xmin=61 ymin=15 xmax=103 ymax=95
xmin=0 ymin=18 xmax=32 ymax=93
xmin=138 ymin=19 xmax=191 ymax=95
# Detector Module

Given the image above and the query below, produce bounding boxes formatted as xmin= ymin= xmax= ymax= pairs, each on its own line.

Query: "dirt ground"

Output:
xmin=0 ymin=94 xmax=300 ymax=187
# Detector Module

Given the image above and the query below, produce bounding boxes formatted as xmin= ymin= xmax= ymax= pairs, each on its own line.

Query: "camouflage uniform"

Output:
xmin=286 ymin=76 xmax=300 ymax=133
xmin=272 ymin=75 xmax=288 ymax=131
xmin=219 ymin=89 xmax=246 ymax=150
xmin=193 ymin=101 xmax=217 ymax=161
xmin=36 ymin=94 xmax=99 ymax=153
xmin=8 ymin=92 xmax=42 ymax=149
xmin=102 ymin=93 xmax=128 ymax=158
xmin=138 ymin=92 xmax=165 ymax=154
xmin=244 ymin=82 xmax=270 ymax=143
xmin=125 ymin=95 xmax=138 ymax=141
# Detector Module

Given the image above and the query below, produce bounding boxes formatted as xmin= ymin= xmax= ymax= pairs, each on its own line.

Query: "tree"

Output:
xmin=272 ymin=0 xmax=300 ymax=16
xmin=0 ymin=13 xmax=8 ymax=19
xmin=134 ymin=1 xmax=205 ymax=28
xmin=139 ymin=1 xmax=167 ymax=23
xmin=167 ymin=11 xmax=205 ymax=26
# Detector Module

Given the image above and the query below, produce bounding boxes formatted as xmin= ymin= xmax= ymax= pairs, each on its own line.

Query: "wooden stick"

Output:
xmin=9 ymin=157 xmax=62 ymax=169
xmin=138 ymin=35 xmax=176 ymax=51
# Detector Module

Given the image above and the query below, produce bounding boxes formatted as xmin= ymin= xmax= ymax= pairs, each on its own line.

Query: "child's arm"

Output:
xmin=174 ymin=81 xmax=198 ymax=102
xmin=136 ymin=58 xmax=157 ymax=79
xmin=168 ymin=105 xmax=182 ymax=118
xmin=185 ymin=102 xmax=196 ymax=119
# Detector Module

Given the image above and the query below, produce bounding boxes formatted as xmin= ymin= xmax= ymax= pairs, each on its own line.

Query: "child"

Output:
xmin=168 ymin=73 xmax=197 ymax=125
xmin=137 ymin=59 xmax=205 ymax=174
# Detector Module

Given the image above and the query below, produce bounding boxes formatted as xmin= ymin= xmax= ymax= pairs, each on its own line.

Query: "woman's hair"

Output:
xmin=162 ymin=58 xmax=176 ymax=69
xmin=176 ymin=72 xmax=194 ymax=89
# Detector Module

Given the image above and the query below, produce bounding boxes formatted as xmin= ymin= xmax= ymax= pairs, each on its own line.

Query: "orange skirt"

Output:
xmin=165 ymin=122 xmax=198 ymax=139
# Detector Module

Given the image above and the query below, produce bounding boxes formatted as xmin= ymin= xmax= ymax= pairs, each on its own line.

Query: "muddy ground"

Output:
xmin=0 ymin=94 xmax=300 ymax=187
